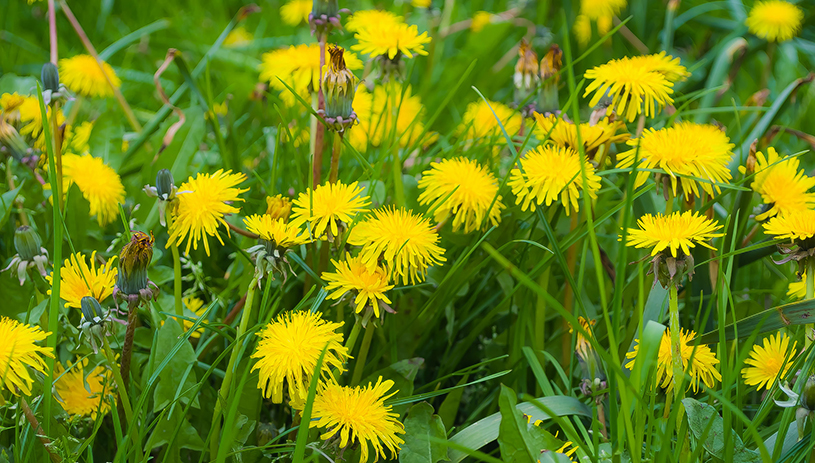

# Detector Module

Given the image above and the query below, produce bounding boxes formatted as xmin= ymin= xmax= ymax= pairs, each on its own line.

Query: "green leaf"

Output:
xmin=496 ymin=385 xmax=565 ymax=463
xmin=0 ymin=183 xmax=23 ymax=229
xmin=682 ymin=398 xmax=761 ymax=463
xmin=400 ymin=402 xmax=449 ymax=463
xmin=697 ymin=298 xmax=815 ymax=344
xmin=150 ymin=410 xmax=206 ymax=451
xmin=151 ymin=319 xmax=200 ymax=411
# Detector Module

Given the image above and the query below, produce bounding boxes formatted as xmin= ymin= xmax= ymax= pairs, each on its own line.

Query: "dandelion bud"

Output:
xmin=265 ymin=194 xmax=293 ymax=222
xmin=41 ymin=63 xmax=60 ymax=94
xmin=115 ymin=231 xmax=159 ymax=306
xmin=310 ymin=0 xmax=343 ymax=34
xmin=513 ymin=40 xmax=539 ymax=112
xmin=322 ymin=45 xmax=358 ymax=132
xmin=80 ymin=296 xmax=105 ymax=325
xmin=155 ymin=169 xmax=175 ymax=199
xmin=79 ymin=296 xmax=109 ymax=353
xmin=3 ymin=226 xmax=49 ymax=285
xmin=801 ymin=376 xmax=815 ymax=411
xmin=539 ymin=44 xmax=562 ymax=115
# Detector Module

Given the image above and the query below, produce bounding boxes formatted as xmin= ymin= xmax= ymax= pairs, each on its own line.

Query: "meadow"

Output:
xmin=1 ymin=0 xmax=815 ymax=462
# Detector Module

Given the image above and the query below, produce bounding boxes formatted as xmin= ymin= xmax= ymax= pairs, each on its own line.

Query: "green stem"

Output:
xmin=210 ymin=278 xmax=257 ymax=460
xmin=806 ymin=260 xmax=814 ymax=348
xmin=665 ymin=186 xmax=674 ymax=215
xmin=351 ymin=324 xmax=374 ymax=386
xmin=103 ymin=336 xmax=142 ymax=463
xmin=329 ymin=131 xmax=342 ymax=184
xmin=668 ymin=283 xmax=684 ymax=399
xmin=166 ymin=212 xmax=183 ymax=320
xmin=535 ymin=267 xmax=550 ymax=354
xmin=345 ymin=319 xmax=362 ymax=356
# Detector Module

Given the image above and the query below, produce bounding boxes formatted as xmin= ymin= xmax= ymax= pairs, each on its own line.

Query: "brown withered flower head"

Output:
xmin=114 ymin=231 xmax=159 ymax=308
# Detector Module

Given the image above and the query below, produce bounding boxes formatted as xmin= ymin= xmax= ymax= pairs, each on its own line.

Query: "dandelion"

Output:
xmin=251 ymin=310 xmax=348 ymax=403
xmin=508 ymin=145 xmax=601 ymax=216
xmin=742 ymin=332 xmax=798 ymax=391
xmin=574 ymin=15 xmax=592 ymax=47
xmin=47 ymin=251 xmax=117 ymax=309
xmin=789 ymin=273 xmax=807 ymax=300
xmin=471 ymin=11 xmax=492 ymax=32
xmin=742 ymin=148 xmax=815 ymax=221
xmin=417 ymin=157 xmax=505 ymax=233
xmin=2 ymin=226 xmax=49 ymax=286
xmin=0 ymin=318 xmax=53 ymax=396
xmin=67 ymin=120 xmax=93 ymax=153
xmin=58 ymin=55 xmax=120 ymax=98
xmin=569 ymin=316 xmax=596 ymax=362
xmin=456 ymin=100 xmax=522 ymax=143
xmin=244 ymin=214 xmax=309 ymax=282
xmin=265 ymin=194 xmax=293 ymax=221
xmin=280 ymin=0 xmax=312 ymax=25
xmin=533 ymin=112 xmax=629 ymax=160
xmin=296 ymin=377 xmax=405 ymax=463
xmin=3 ymin=93 xmax=65 ymax=150
xmin=629 ymin=51 xmax=690 ymax=83
xmin=625 ymin=211 xmax=723 ymax=258
xmin=290 ymin=181 xmax=370 ymax=240
xmin=323 ymin=253 xmax=394 ymax=324
xmin=514 ymin=40 xmax=539 ymax=106
xmin=746 ymin=0 xmax=803 ymax=42
xmin=224 ymin=26 xmax=253 ymax=47
xmin=62 ymin=154 xmax=126 ymax=226
xmin=348 ymin=207 xmax=446 ymax=285
xmin=764 ymin=210 xmax=815 ymax=243
xmin=167 ymin=170 xmax=249 ymax=256
xmin=54 ymin=359 xmax=114 ymax=419
xmin=345 ymin=10 xmax=403 ymax=33
xmin=412 ymin=0 xmax=431 ymax=7
xmin=350 ymin=83 xmax=435 ymax=151
xmin=580 ymin=0 xmax=626 ymax=23
xmin=618 ymin=122 xmax=734 ymax=200
xmin=352 ymin=22 xmax=431 ymax=60
xmin=626 ymin=328 xmax=721 ymax=393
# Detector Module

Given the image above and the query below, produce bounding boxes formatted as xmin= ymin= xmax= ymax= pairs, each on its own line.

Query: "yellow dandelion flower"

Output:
xmin=323 ymin=253 xmax=394 ymax=317
xmin=742 ymin=332 xmax=797 ymax=391
xmin=763 ymin=209 xmax=815 ymax=242
xmin=789 ymin=272 xmax=806 ymax=300
xmin=746 ymin=0 xmax=803 ymax=42
xmin=224 ymin=26 xmax=253 ymax=47
xmin=618 ymin=122 xmax=734 ymax=200
xmin=352 ymin=22 xmax=432 ymax=59
xmin=629 ymin=51 xmax=690 ymax=83
xmin=350 ymin=83 xmax=435 ymax=151
xmin=66 ymin=120 xmax=93 ymax=153
xmin=456 ymin=99 xmax=522 ymax=143
xmin=533 ymin=112 xmax=629 ymax=158
xmin=4 ymin=94 xmax=65 ymax=150
xmin=583 ymin=56 xmax=675 ymax=122
xmin=626 ymin=328 xmax=721 ymax=393
xmin=624 ymin=211 xmax=723 ymax=258
xmin=290 ymin=181 xmax=370 ymax=239
xmin=167 ymin=170 xmax=248 ymax=256
xmin=160 ymin=296 xmax=209 ymax=339
xmin=412 ymin=0 xmax=431 ymax=7
xmin=345 ymin=10 xmax=403 ymax=33
xmin=47 ymin=251 xmax=117 ymax=309
xmin=348 ymin=207 xmax=446 ymax=285
xmin=471 ymin=11 xmax=492 ymax=32
xmin=0 ymin=318 xmax=53 ymax=396
xmin=243 ymin=214 xmax=309 ymax=248
xmin=58 ymin=55 xmax=120 ymax=98
xmin=250 ymin=310 xmax=348 ymax=403
xmin=508 ymin=145 xmax=601 ymax=216
xmin=569 ymin=316 xmax=596 ymax=361
xmin=418 ymin=157 xmax=505 ymax=233
xmin=574 ymin=14 xmax=592 ymax=47
xmin=281 ymin=0 xmax=312 ymax=26
xmin=54 ymin=359 xmax=114 ymax=419
xmin=259 ymin=44 xmax=363 ymax=106
xmin=580 ymin=0 xmax=626 ymax=21
xmin=265 ymin=194 xmax=293 ymax=221
xmin=743 ymin=148 xmax=815 ymax=221
xmin=297 ymin=377 xmax=405 ymax=463
xmin=61 ymin=154 xmax=125 ymax=226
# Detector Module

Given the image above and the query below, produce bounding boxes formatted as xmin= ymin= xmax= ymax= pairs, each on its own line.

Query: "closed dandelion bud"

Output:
xmin=0 ymin=118 xmax=31 ymax=161
xmin=79 ymin=296 xmax=109 ymax=353
xmin=265 ymin=194 xmax=292 ymax=222
xmin=322 ymin=45 xmax=358 ymax=132
xmin=801 ymin=376 xmax=815 ymax=411
xmin=155 ymin=169 xmax=175 ymax=200
xmin=115 ymin=231 xmax=159 ymax=306
xmin=41 ymin=63 xmax=60 ymax=94
xmin=310 ymin=0 xmax=342 ymax=32
xmin=513 ymin=40 xmax=539 ymax=111
xmin=15 ymin=226 xmax=43 ymax=262
xmin=539 ymin=44 xmax=562 ymax=115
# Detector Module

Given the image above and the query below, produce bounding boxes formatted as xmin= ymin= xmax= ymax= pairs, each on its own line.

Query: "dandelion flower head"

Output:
xmin=352 ymin=22 xmax=431 ymax=59
xmin=323 ymin=253 xmax=394 ymax=318
xmin=746 ymin=0 xmax=803 ymax=42
xmin=789 ymin=272 xmax=808 ymax=300
xmin=348 ymin=207 xmax=446 ymax=285
xmin=58 ymin=55 xmax=121 ymax=98
xmin=534 ymin=112 xmax=629 ymax=158
xmin=54 ymin=359 xmax=114 ymax=419
xmin=167 ymin=170 xmax=248 ymax=256
xmin=47 ymin=251 xmax=117 ymax=309
xmin=290 ymin=181 xmax=371 ymax=239
xmin=624 ymin=211 xmax=723 ymax=258
xmin=743 ymin=148 xmax=815 ymax=221
xmin=764 ymin=209 xmax=815 ymax=244
xmin=618 ymin=122 xmax=734 ymax=200
xmin=508 ymin=145 xmax=601 ymax=216
xmin=224 ymin=26 xmax=253 ymax=47
xmin=62 ymin=154 xmax=126 ymax=226
xmin=345 ymin=10 xmax=403 ymax=33
xmin=456 ymin=99 xmax=522 ymax=143
xmin=471 ymin=11 xmax=492 ymax=32
xmin=243 ymin=214 xmax=309 ymax=249
xmin=742 ymin=332 xmax=797 ymax=391
xmin=251 ymin=310 xmax=348 ymax=403
xmin=417 ymin=157 xmax=505 ymax=233
xmin=281 ymin=0 xmax=312 ymax=26
xmin=580 ymin=0 xmax=626 ymax=22
xmin=0 ymin=317 xmax=53 ymax=396
xmin=350 ymin=83 xmax=435 ymax=151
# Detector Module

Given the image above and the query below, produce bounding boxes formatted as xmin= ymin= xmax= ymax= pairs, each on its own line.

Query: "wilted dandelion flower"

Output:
xmin=533 ymin=112 xmax=629 ymax=160
xmin=0 ymin=317 xmax=53 ymax=396
xmin=290 ymin=181 xmax=370 ymax=240
xmin=54 ymin=359 xmax=114 ymax=419
xmin=626 ymin=211 xmax=723 ymax=258
xmin=251 ymin=310 xmax=348 ymax=403
xmin=618 ymin=122 xmax=734 ymax=200
xmin=746 ymin=0 xmax=803 ymax=42
xmin=741 ymin=148 xmax=815 ymax=221
xmin=626 ymin=328 xmax=721 ymax=393
xmin=412 ymin=0 xmax=430 ymax=7
xmin=167 ymin=170 xmax=248 ymax=256
xmin=58 ymin=55 xmax=120 ymax=98
xmin=508 ymin=145 xmax=601 ymax=216
xmin=296 ymin=377 xmax=405 ymax=463
xmin=62 ymin=154 xmax=126 ymax=226
xmin=417 ymin=157 xmax=505 ymax=233
xmin=47 ymin=251 xmax=117 ymax=309
xmin=348 ymin=207 xmax=446 ymax=285
xmin=281 ymin=0 xmax=312 ymax=25
xmin=583 ymin=56 xmax=676 ymax=122
xmin=345 ymin=10 xmax=403 ymax=32
xmin=742 ymin=332 xmax=797 ymax=391
xmin=456 ymin=100 xmax=522 ymax=143
xmin=352 ymin=22 xmax=431 ymax=59
xmin=323 ymin=253 xmax=394 ymax=323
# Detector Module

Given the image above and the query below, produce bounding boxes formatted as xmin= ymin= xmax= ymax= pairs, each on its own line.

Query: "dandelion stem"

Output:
xmin=313 ymin=34 xmax=327 ymax=188
xmin=20 ymin=396 xmax=61 ymax=463
xmin=351 ymin=323 xmax=374 ymax=385
xmin=345 ymin=319 xmax=362 ymax=356
xmin=211 ymin=277 xmax=258 ymax=460
xmin=102 ymin=336 xmax=142 ymax=461
xmin=119 ymin=301 xmax=140 ymax=393
xmin=166 ymin=212 xmax=184 ymax=319
xmin=668 ymin=282 xmax=684 ymax=399
xmin=806 ymin=260 xmax=814 ymax=348
xmin=329 ymin=132 xmax=343 ymax=184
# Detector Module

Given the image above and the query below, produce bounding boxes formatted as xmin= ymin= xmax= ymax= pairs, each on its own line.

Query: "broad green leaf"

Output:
xmin=151 ymin=319 xmax=200 ymax=411
xmin=496 ymin=385 xmax=564 ymax=463
xmin=438 ymin=375 xmax=468 ymax=430
xmin=0 ymin=183 xmax=23 ymax=229
xmin=683 ymin=398 xmax=761 ymax=463
xmin=400 ymin=402 xmax=448 ymax=463
xmin=149 ymin=410 xmax=206 ymax=451
xmin=697 ymin=299 xmax=815 ymax=344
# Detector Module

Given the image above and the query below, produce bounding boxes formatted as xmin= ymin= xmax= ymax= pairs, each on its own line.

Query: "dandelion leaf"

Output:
xmin=400 ymin=402 xmax=449 ymax=463
xmin=152 ymin=318 xmax=200 ymax=411
xmin=682 ymin=398 xmax=761 ymax=463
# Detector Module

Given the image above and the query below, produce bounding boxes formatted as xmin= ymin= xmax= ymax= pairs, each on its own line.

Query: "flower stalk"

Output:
xmin=351 ymin=323 xmax=375 ymax=385
xmin=668 ymin=283 xmax=684 ymax=399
